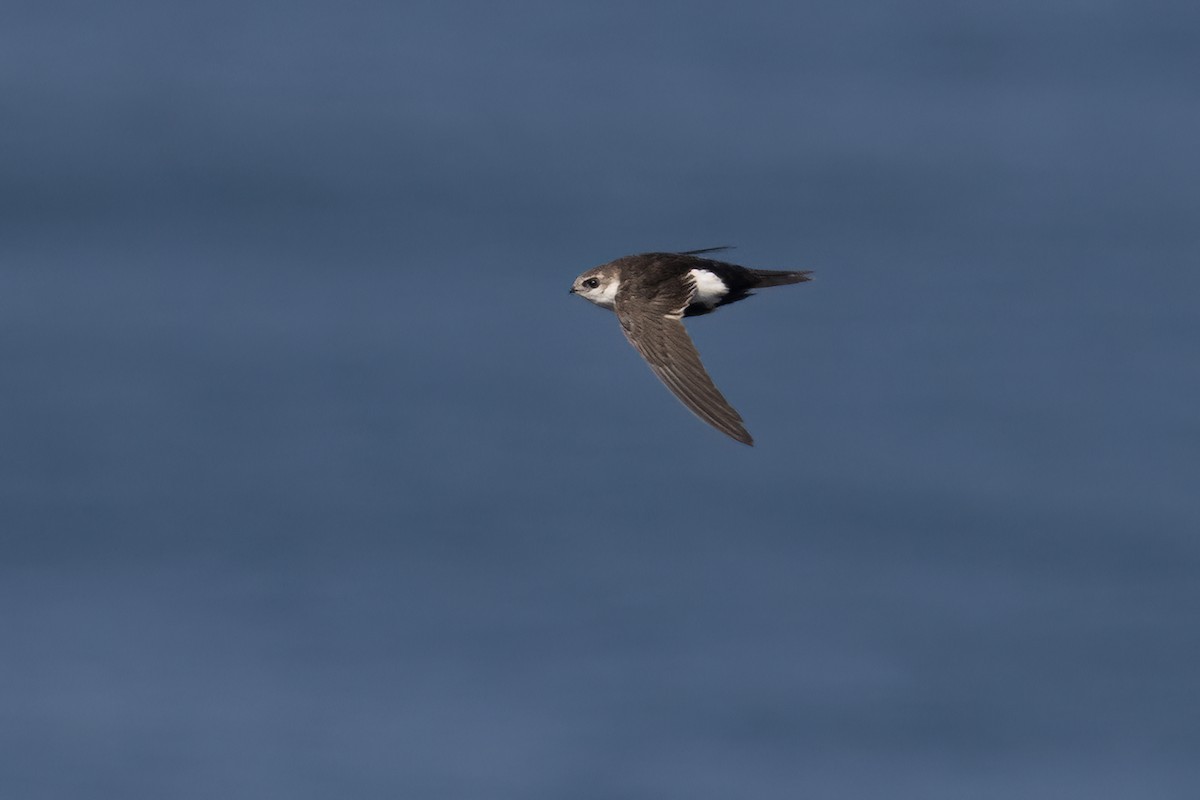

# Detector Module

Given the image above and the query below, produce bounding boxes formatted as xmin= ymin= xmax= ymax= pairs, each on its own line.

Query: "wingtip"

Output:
xmin=722 ymin=426 xmax=754 ymax=446
xmin=679 ymin=245 xmax=735 ymax=256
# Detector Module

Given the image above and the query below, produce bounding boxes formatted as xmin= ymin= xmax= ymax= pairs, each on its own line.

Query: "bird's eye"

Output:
xmin=583 ymin=278 xmax=600 ymax=289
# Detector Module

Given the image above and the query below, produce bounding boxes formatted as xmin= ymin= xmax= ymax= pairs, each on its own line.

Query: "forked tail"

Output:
xmin=751 ymin=268 xmax=813 ymax=287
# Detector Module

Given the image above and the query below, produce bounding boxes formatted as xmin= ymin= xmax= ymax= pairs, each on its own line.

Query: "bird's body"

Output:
xmin=569 ymin=248 xmax=811 ymax=445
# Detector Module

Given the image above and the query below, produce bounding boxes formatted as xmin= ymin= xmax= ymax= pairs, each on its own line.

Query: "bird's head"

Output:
xmin=569 ymin=265 xmax=620 ymax=309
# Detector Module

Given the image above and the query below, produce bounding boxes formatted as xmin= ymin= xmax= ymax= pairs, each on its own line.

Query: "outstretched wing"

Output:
xmin=614 ymin=276 xmax=753 ymax=445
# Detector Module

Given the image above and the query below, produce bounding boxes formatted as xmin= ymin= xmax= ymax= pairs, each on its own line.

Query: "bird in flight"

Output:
xmin=569 ymin=247 xmax=811 ymax=445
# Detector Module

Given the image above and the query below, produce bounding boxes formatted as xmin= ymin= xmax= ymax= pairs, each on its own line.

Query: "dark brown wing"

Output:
xmin=613 ymin=276 xmax=753 ymax=445
xmin=678 ymin=246 xmax=733 ymax=255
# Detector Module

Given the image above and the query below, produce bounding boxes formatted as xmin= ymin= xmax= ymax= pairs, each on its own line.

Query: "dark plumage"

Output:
xmin=569 ymin=248 xmax=812 ymax=445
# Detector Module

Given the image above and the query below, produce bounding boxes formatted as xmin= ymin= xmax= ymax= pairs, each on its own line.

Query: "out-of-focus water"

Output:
xmin=3 ymin=2 xmax=1198 ymax=797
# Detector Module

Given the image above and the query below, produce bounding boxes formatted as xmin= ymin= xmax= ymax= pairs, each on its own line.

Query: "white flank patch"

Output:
xmin=689 ymin=268 xmax=728 ymax=306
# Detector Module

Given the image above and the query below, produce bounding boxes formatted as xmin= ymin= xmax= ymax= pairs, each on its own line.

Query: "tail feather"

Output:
xmin=751 ymin=268 xmax=813 ymax=288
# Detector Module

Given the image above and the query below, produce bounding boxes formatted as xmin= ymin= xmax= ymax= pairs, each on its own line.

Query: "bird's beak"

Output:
xmin=568 ymin=287 xmax=576 ymax=294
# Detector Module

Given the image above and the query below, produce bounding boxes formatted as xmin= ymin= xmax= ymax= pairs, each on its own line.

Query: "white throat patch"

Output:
xmin=585 ymin=277 xmax=620 ymax=309
xmin=689 ymin=268 xmax=728 ymax=307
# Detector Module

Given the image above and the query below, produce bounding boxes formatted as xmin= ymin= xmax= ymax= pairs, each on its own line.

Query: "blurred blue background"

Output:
xmin=3 ymin=1 xmax=1198 ymax=797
